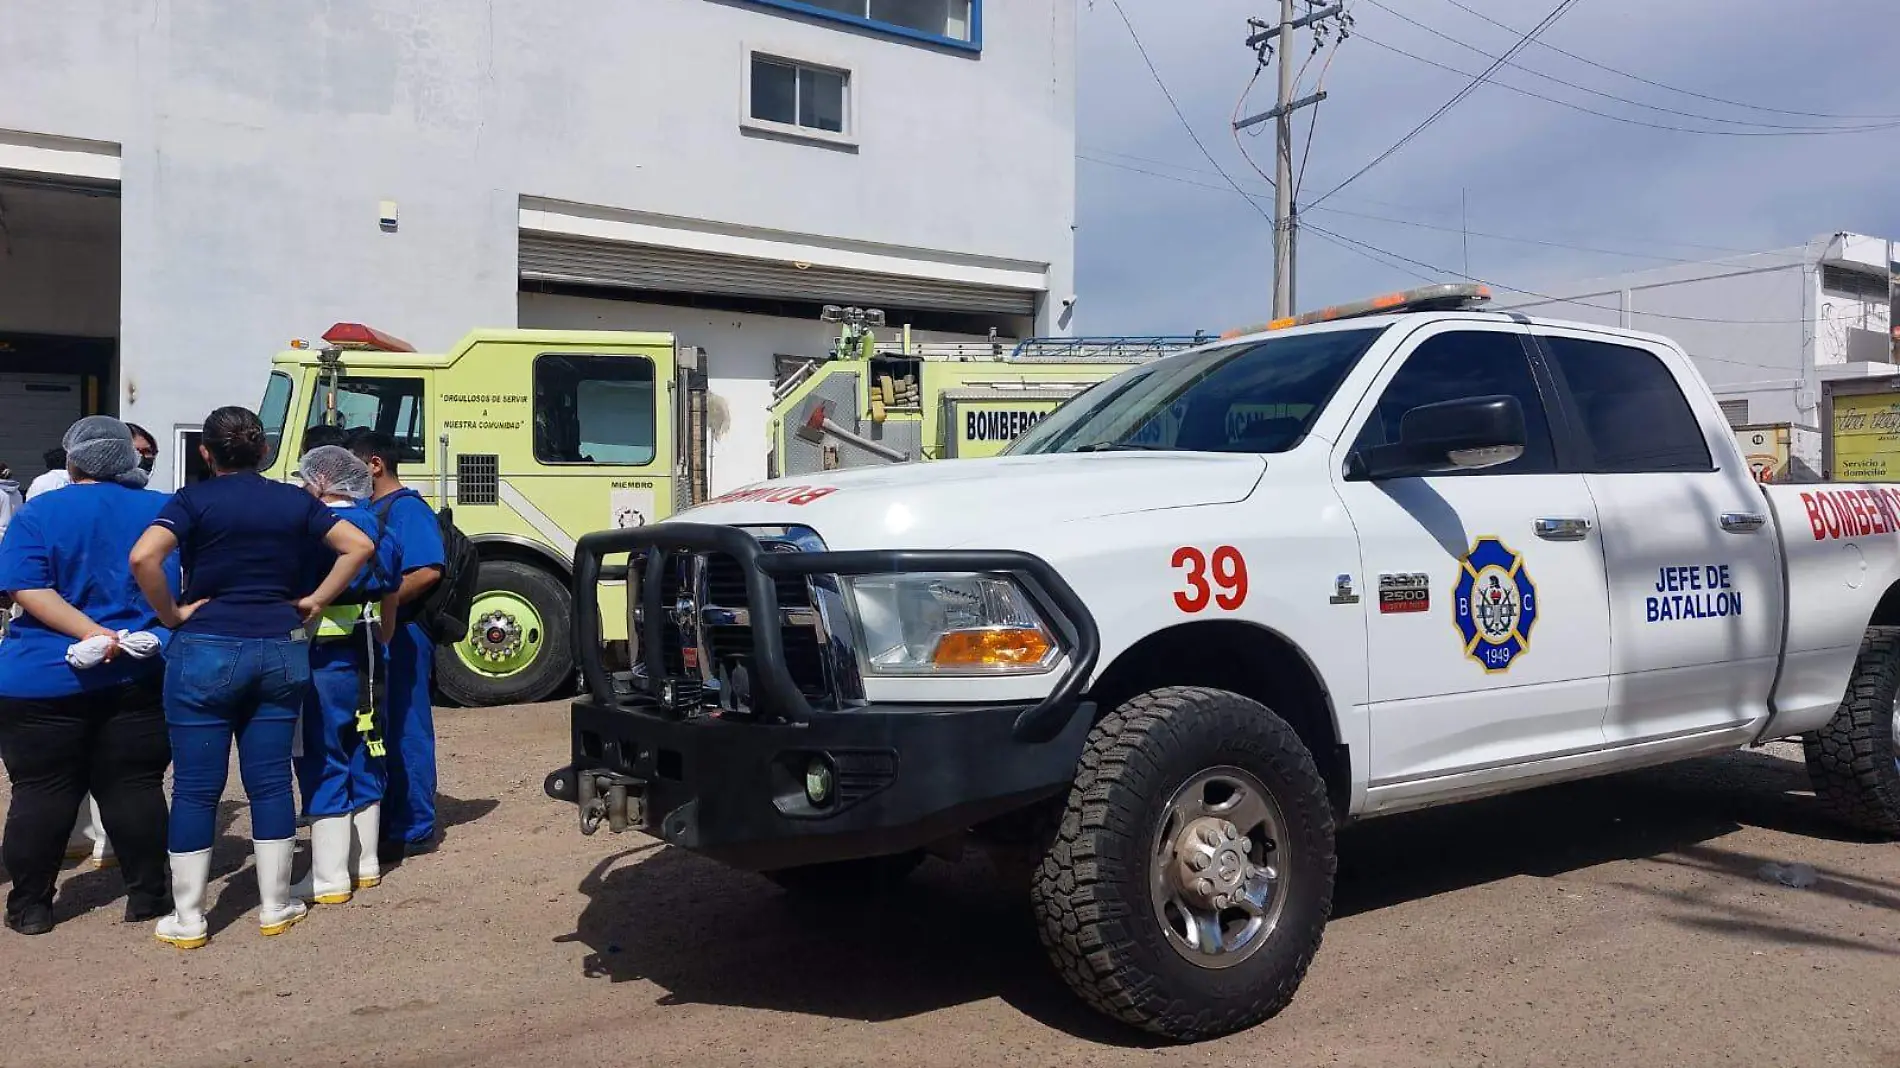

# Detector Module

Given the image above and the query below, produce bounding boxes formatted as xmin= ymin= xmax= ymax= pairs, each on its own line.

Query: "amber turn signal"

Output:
xmin=931 ymin=627 xmax=1055 ymax=669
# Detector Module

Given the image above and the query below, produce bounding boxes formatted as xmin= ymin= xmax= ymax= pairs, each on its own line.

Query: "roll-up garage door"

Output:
xmin=0 ymin=373 xmax=83 ymax=474
xmin=519 ymin=232 xmax=1039 ymax=317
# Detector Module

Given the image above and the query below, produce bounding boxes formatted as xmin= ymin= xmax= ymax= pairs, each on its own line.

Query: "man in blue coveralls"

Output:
xmin=349 ymin=431 xmax=445 ymax=861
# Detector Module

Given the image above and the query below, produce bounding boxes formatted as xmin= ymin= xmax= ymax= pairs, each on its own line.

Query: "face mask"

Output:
xmin=139 ymin=455 xmax=156 ymax=473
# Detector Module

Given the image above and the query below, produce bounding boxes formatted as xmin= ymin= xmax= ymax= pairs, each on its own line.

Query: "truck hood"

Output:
xmin=672 ymin=453 xmax=1266 ymax=550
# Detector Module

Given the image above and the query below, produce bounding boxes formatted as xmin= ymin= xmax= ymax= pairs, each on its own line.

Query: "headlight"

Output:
xmin=842 ymin=572 xmax=1061 ymax=676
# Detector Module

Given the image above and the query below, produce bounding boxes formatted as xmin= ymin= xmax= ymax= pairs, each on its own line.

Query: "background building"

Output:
xmin=1499 ymin=232 xmax=1897 ymax=481
xmin=0 ymin=0 xmax=1075 ymax=492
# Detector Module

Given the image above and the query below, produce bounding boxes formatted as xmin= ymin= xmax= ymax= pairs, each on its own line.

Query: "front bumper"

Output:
xmin=549 ymin=522 xmax=1102 ymax=872
xmin=547 ymin=696 xmax=1095 ymax=871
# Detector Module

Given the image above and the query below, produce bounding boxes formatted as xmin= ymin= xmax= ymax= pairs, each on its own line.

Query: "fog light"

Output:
xmin=804 ymin=757 xmax=835 ymax=807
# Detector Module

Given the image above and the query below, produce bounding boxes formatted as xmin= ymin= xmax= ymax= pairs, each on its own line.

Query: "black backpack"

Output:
xmin=377 ymin=489 xmax=479 ymax=647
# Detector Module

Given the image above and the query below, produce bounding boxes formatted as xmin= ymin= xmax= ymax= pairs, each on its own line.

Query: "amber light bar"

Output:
xmin=1221 ymin=283 xmax=1493 ymax=340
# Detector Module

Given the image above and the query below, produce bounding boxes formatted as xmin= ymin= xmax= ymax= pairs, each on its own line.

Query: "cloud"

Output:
xmin=1075 ymin=0 xmax=1900 ymax=335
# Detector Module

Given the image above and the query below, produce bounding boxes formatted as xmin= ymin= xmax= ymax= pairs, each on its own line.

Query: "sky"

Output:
xmin=1071 ymin=0 xmax=1900 ymax=336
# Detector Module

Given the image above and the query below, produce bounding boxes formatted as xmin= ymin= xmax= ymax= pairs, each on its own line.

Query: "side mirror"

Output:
xmin=1348 ymin=395 xmax=1527 ymax=480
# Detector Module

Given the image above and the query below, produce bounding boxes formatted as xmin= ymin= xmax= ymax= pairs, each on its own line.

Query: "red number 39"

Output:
xmin=1172 ymin=546 xmax=1248 ymax=613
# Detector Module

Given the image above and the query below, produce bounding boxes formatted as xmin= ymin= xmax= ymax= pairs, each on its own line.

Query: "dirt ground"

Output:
xmin=2 ymin=701 xmax=1897 ymax=1068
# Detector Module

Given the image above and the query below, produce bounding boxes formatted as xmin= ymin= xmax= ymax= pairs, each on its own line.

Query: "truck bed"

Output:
xmin=1764 ymin=482 xmax=1900 ymax=737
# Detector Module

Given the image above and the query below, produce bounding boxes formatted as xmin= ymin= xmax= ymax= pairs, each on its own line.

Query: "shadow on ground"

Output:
xmin=556 ymin=746 xmax=1888 ymax=1040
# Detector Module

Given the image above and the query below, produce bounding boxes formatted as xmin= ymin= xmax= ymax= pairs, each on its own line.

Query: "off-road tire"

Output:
xmin=1032 ymin=686 xmax=1335 ymax=1042
xmin=763 ymin=850 xmax=927 ymax=896
xmin=1803 ymin=627 xmax=1900 ymax=837
xmin=434 ymin=560 xmax=574 ymax=708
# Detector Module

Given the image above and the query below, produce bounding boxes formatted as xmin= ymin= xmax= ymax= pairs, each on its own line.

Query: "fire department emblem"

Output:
xmin=1453 ymin=537 xmax=1538 ymax=673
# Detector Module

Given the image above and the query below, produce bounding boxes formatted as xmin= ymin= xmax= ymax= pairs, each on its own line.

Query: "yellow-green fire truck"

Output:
xmin=768 ymin=307 xmax=1206 ymax=476
xmin=258 ymin=321 xmax=710 ymax=708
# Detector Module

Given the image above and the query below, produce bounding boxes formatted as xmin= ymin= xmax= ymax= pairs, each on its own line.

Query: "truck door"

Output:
xmin=1333 ymin=323 xmax=1612 ymax=796
xmin=1532 ymin=327 xmax=1784 ymax=743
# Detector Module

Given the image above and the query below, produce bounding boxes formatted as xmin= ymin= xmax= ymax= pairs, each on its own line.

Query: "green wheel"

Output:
xmin=434 ymin=560 xmax=573 ymax=707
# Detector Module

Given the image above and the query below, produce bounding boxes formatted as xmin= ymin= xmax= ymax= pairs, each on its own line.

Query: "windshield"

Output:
xmin=1006 ymin=326 xmax=1385 ymax=455
xmin=259 ymin=370 xmax=294 ymax=465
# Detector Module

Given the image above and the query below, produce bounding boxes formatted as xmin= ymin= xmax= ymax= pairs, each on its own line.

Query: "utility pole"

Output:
xmin=1236 ymin=2 xmax=1347 ymax=318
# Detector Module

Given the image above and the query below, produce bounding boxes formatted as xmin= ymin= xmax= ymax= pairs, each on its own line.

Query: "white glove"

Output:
xmin=65 ymin=630 xmax=163 ymax=670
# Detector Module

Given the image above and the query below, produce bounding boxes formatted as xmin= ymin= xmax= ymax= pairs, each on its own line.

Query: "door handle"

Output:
xmin=1720 ymin=512 xmax=1767 ymax=533
xmin=1534 ymin=517 xmax=1592 ymax=541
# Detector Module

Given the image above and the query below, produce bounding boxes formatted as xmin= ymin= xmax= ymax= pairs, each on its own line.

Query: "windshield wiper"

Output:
xmin=1072 ymin=440 xmax=1171 ymax=453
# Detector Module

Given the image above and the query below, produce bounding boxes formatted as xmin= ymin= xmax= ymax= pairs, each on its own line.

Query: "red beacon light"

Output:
xmin=321 ymin=322 xmax=416 ymax=353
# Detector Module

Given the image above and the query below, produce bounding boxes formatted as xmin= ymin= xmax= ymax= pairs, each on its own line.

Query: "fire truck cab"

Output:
xmin=259 ymin=322 xmax=709 ymax=707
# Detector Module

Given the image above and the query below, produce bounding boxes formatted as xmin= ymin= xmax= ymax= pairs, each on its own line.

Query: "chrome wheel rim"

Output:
xmin=1149 ymin=765 xmax=1290 ymax=970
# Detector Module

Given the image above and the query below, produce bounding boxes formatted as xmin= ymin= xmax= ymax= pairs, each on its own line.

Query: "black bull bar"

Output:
xmin=570 ymin=523 xmax=1102 ymax=743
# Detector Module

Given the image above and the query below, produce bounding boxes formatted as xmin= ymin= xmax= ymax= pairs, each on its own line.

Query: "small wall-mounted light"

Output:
xmin=379 ymin=200 xmax=398 ymax=233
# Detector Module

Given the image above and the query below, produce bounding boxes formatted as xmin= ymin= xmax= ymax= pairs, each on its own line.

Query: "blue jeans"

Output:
xmin=382 ymin=623 xmax=436 ymax=845
xmin=164 ymin=632 xmax=311 ymax=852
xmin=297 ymin=636 xmax=386 ymax=818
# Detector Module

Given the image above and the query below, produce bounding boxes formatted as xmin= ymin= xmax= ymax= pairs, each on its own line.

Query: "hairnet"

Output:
xmin=62 ymin=416 xmax=148 ymax=488
xmin=299 ymin=445 xmax=373 ymax=501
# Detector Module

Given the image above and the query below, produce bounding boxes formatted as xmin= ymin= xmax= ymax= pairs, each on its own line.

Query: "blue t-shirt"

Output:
xmin=0 ymin=483 xmax=182 ymax=699
xmin=376 ymin=489 xmax=446 ymax=576
xmin=303 ymin=502 xmax=405 ymax=604
xmin=154 ymin=471 xmax=340 ymax=638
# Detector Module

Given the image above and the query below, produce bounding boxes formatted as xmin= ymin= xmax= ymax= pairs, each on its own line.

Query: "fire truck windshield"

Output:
xmin=1005 ymin=326 xmax=1384 ymax=457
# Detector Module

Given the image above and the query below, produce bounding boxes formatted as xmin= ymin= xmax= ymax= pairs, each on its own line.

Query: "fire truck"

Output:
xmin=768 ymin=307 xmax=1206 ymax=475
xmin=258 ymin=322 xmax=711 ymax=709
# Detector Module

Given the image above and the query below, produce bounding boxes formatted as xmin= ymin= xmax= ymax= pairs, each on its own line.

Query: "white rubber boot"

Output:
xmin=288 ymin=817 xmax=354 ymax=904
xmin=254 ymin=839 xmax=309 ymax=936
xmin=349 ymin=804 xmax=382 ymax=890
xmin=154 ymin=849 xmax=211 ymax=950
xmin=64 ymin=818 xmax=92 ymax=861
xmin=90 ymin=797 xmax=115 ymax=870
xmin=67 ymin=796 xmax=108 ymax=862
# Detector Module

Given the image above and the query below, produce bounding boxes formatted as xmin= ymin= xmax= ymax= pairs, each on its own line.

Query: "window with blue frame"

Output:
xmin=748 ymin=0 xmax=978 ymax=49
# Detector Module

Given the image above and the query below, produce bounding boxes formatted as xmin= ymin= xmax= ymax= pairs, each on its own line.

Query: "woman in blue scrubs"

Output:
xmin=130 ymin=407 xmax=374 ymax=948
xmin=0 ymin=417 xmax=179 ymax=936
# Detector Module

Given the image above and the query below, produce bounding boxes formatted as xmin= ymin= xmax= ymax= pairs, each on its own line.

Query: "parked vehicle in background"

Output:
xmin=768 ymin=305 xmax=1204 ymax=475
xmin=259 ymin=323 xmax=710 ymax=707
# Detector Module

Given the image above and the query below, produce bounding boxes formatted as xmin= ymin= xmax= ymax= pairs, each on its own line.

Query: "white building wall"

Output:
xmin=0 ymin=0 xmax=1075 ymax=488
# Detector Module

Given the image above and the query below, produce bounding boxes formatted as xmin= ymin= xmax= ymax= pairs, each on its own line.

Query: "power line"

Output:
xmin=1298 ymin=218 xmax=1826 ymax=327
xmin=1360 ymin=0 xmax=1897 ymax=132
xmin=1077 ymin=151 xmax=1788 ymax=264
xmin=1293 ymin=23 xmax=1347 ymax=201
xmin=1315 ymin=202 xmax=1802 ymax=266
xmin=1307 ymin=0 xmax=1582 ymax=210
xmin=1301 ymin=224 xmax=1824 ymax=369
xmin=1357 ymin=34 xmax=1900 ymax=138
xmin=1079 ymin=146 xmax=1454 ymax=217
xmin=1231 ymin=64 xmax=1279 ymax=191
xmin=1436 ymin=0 xmax=1900 ymax=121
xmin=1107 ymin=0 xmax=1274 ymax=215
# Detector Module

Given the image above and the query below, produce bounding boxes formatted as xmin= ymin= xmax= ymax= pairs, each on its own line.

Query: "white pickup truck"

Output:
xmin=549 ymin=284 xmax=1900 ymax=1042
